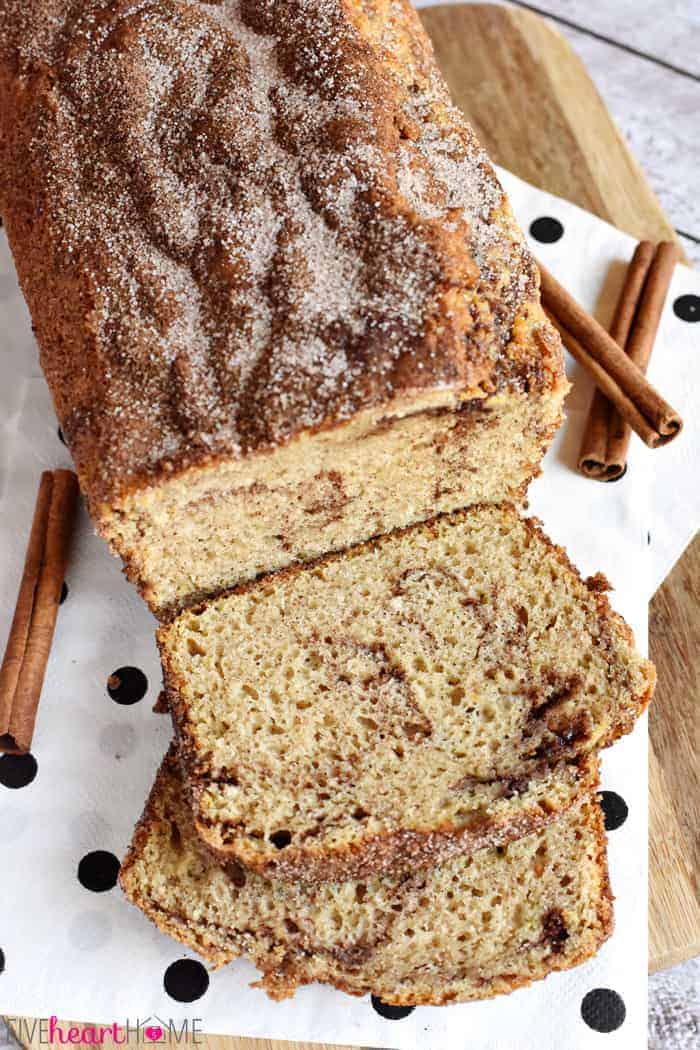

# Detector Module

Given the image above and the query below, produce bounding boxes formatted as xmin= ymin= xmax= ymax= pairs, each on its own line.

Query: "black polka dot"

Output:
xmin=107 ymin=667 xmax=148 ymax=705
xmin=599 ymin=791 xmax=628 ymax=831
xmin=581 ymin=988 xmax=626 ymax=1032
xmin=78 ymin=850 xmax=120 ymax=892
xmin=529 ymin=216 xmax=564 ymax=244
xmin=673 ymin=294 xmax=700 ymax=323
xmin=0 ymin=948 xmax=5 ymax=974
xmin=57 ymin=426 xmax=66 ymax=445
xmin=371 ymin=995 xmax=415 ymax=1019
xmin=0 ymin=752 xmax=37 ymax=789
xmin=603 ymin=463 xmax=628 ymax=483
xmin=60 ymin=581 xmax=69 ymax=604
xmin=164 ymin=959 xmax=209 ymax=1002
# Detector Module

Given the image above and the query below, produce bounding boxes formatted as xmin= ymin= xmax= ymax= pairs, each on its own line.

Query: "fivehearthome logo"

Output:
xmin=3 ymin=1017 xmax=204 ymax=1045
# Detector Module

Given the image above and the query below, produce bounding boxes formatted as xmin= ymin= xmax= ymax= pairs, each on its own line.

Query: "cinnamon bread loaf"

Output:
xmin=120 ymin=747 xmax=613 ymax=1005
xmin=160 ymin=505 xmax=654 ymax=883
xmin=0 ymin=0 xmax=567 ymax=617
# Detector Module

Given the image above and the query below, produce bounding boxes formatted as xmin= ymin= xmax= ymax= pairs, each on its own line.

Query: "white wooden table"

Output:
xmin=453 ymin=0 xmax=700 ymax=267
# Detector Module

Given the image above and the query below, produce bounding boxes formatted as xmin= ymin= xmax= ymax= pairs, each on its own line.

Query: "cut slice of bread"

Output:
xmin=160 ymin=505 xmax=654 ymax=883
xmin=120 ymin=747 xmax=613 ymax=1006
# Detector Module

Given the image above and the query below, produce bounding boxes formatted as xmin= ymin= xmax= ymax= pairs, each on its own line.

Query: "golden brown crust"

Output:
xmin=517 ymin=512 xmax=656 ymax=746
xmin=0 ymin=0 xmax=564 ymax=514
xmin=152 ymin=689 xmax=169 ymax=715
xmin=120 ymin=747 xmax=614 ymax=1005
xmin=252 ymin=795 xmax=614 ymax=1006
xmin=183 ymin=753 xmax=598 ymax=884
xmin=160 ymin=504 xmax=654 ymax=884
xmin=119 ymin=753 xmax=239 ymax=968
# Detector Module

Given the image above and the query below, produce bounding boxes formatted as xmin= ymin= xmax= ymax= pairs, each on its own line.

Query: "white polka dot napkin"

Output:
xmin=0 ymin=167 xmax=698 ymax=1050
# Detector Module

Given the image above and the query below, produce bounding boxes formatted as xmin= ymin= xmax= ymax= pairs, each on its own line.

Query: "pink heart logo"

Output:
xmin=144 ymin=1027 xmax=163 ymax=1042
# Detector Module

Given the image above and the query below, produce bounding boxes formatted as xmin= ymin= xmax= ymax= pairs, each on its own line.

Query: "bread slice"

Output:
xmin=0 ymin=0 xmax=566 ymax=618
xmin=160 ymin=504 xmax=654 ymax=883
xmin=120 ymin=747 xmax=613 ymax=1006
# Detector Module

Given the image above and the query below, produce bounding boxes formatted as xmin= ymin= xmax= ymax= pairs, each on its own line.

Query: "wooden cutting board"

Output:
xmin=6 ymin=5 xmax=698 ymax=1050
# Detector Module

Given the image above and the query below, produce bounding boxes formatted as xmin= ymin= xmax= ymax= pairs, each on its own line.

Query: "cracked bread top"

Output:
xmin=0 ymin=0 xmax=563 ymax=506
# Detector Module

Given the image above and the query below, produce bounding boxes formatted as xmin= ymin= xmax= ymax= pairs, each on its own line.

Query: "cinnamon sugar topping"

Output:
xmin=0 ymin=0 xmax=537 ymax=499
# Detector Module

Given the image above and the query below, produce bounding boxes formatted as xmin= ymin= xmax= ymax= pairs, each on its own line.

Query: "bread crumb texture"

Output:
xmin=161 ymin=505 xmax=654 ymax=882
xmin=120 ymin=748 xmax=613 ymax=1005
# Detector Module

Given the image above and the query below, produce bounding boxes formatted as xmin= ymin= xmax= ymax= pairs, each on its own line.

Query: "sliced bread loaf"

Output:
xmin=0 ymin=0 xmax=566 ymax=619
xmin=160 ymin=505 xmax=653 ymax=883
xmin=120 ymin=748 xmax=613 ymax=1006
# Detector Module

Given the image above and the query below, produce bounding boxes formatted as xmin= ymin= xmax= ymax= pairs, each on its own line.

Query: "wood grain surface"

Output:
xmin=5 ymin=4 xmax=697 ymax=1049
xmin=422 ymin=3 xmax=682 ymax=248
xmin=497 ymin=0 xmax=700 ymax=262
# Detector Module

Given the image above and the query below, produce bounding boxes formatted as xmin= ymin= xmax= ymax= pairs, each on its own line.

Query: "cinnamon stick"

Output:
xmin=539 ymin=261 xmax=682 ymax=448
xmin=626 ymin=241 xmax=683 ymax=368
xmin=545 ymin=310 xmax=664 ymax=447
xmin=578 ymin=241 xmax=682 ymax=479
xmin=578 ymin=242 xmax=655 ymax=479
xmin=0 ymin=470 xmax=79 ymax=753
xmin=0 ymin=473 xmax=54 ymax=744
